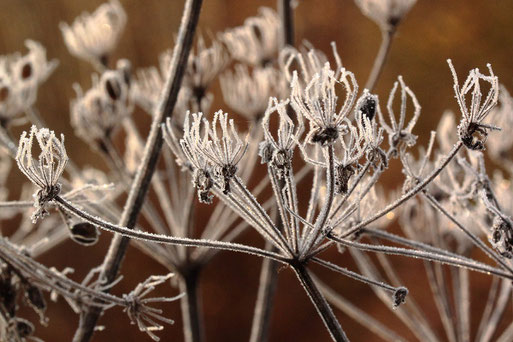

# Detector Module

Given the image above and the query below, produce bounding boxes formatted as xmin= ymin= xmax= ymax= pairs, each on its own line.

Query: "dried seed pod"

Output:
xmin=25 ymin=285 xmax=47 ymax=318
xmin=14 ymin=318 xmax=35 ymax=338
xmin=393 ymin=286 xmax=408 ymax=308
xmin=70 ymin=222 xmax=100 ymax=246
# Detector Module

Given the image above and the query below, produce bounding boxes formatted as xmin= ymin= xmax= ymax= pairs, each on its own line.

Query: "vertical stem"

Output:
xmin=180 ymin=267 xmax=204 ymax=342
xmin=278 ymin=0 xmax=294 ymax=47
xmin=249 ymin=242 xmax=280 ymax=342
xmin=292 ymin=263 xmax=349 ymax=342
xmin=72 ymin=0 xmax=203 ymax=341
xmin=365 ymin=29 xmax=395 ymax=92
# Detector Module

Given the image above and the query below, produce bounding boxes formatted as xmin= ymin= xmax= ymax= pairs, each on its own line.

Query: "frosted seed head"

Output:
xmin=16 ymin=126 xmax=68 ymax=222
xmin=355 ymin=0 xmax=417 ymax=32
xmin=392 ymin=286 xmax=408 ymax=308
xmin=60 ymin=0 xmax=127 ymax=66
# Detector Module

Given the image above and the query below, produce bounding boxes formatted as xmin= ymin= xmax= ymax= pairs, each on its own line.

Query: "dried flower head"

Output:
xmin=0 ymin=40 xmax=58 ymax=124
xmin=180 ymin=110 xmax=247 ymax=195
xmin=16 ymin=126 xmax=68 ymax=223
xmin=260 ymin=97 xmax=304 ymax=178
xmin=132 ymin=51 xmax=196 ymax=117
xmin=221 ymin=65 xmax=288 ymax=120
xmin=60 ymin=0 xmax=127 ymax=66
xmin=71 ymin=62 xmax=132 ymax=146
xmin=448 ymin=59 xmax=499 ymax=151
xmin=123 ymin=274 xmax=182 ymax=341
xmin=355 ymin=0 xmax=417 ymax=32
xmin=291 ymin=63 xmax=358 ymax=146
xmin=378 ymin=76 xmax=420 ymax=153
xmin=220 ymin=7 xmax=281 ymax=66
xmin=185 ymin=37 xmax=229 ymax=101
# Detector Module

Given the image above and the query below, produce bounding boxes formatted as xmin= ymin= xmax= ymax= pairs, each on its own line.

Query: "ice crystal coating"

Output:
xmin=448 ymin=59 xmax=499 ymax=151
xmin=16 ymin=126 xmax=68 ymax=222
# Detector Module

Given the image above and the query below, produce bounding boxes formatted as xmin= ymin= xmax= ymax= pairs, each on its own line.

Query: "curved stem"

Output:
xmin=365 ymin=29 xmax=395 ymax=92
xmin=71 ymin=1 xmax=204 ymax=339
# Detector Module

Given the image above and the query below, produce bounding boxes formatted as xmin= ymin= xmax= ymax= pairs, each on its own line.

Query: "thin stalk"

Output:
xmin=180 ymin=266 xmax=204 ymax=342
xmin=341 ymin=141 xmax=462 ymax=238
xmin=329 ymin=234 xmax=513 ymax=280
xmin=54 ymin=196 xmax=288 ymax=263
xmin=365 ymin=28 xmax=396 ymax=92
xmin=72 ymin=1 xmax=204 ymax=340
xmin=249 ymin=242 xmax=280 ymax=342
xmin=292 ymin=262 xmax=348 ymax=342
xmin=278 ymin=0 xmax=294 ymax=47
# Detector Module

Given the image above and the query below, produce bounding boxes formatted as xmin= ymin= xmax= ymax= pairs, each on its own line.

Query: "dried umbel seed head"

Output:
xmin=355 ymin=90 xmax=378 ymax=121
xmin=71 ymin=66 xmax=132 ymax=146
xmin=220 ymin=65 xmax=288 ymax=120
xmin=60 ymin=0 xmax=127 ymax=66
xmin=355 ymin=0 xmax=417 ymax=32
xmin=16 ymin=126 xmax=68 ymax=223
xmin=0 ymin=40 xmax=57 ymax=123
xmin=291 ymin=64 xmax=358 ymax=146
xmin=180 ymin=111 xmax=247 ymax=196
xmin=392 ymin=286 xmax=408 ymax=308
xmin=448 ymin=60 xmax=499 ymax=151
xmin=220 ymin=7 xmax=281 ymax=66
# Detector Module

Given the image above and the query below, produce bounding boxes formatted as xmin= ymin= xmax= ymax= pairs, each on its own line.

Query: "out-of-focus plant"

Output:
xmin=1 ymin=0 xmax=513 ymax=342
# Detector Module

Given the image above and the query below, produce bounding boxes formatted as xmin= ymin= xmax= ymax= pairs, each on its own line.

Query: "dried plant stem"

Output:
xmin=72 ymin=0 xmax=203 ymax=340
xmin=249 ymin=242 xmax=280 ymax=342
xmin=365 ymin=28 xmax=395 ymax=92
xmin=54 ymin=196 xmax=287 ymax=263
xmin=329 ymin=234 xmax=513 ymax=280
xmin=180 ymin=267 xmax=204 ymax=342
xmin=341 ymin=141 xmax=463 ymax=238
xmin=292 ymin=262 xmax=349 ymax=342
xmin=278 ymin=0 xmax=294 ymax=47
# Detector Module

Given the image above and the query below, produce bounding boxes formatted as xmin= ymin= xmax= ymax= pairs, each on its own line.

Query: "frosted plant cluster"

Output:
xmin=1 ymin=0 xmax=513 ymax=341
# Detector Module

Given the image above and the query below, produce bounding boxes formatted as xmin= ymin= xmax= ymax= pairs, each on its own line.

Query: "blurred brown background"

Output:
xmin=1 ymin=0 xmax=513 ymax=341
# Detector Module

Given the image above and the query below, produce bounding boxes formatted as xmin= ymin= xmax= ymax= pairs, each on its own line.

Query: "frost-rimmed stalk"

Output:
xmin=340 ymin=141 xmax=463 ymax=239
xmin=292 ymin=262 xmax=349 ymax=342
xmin=72 ymin=0 xmax=204 ymax=340
xmin=327 ymin=234 xmax=513 ymax=280
xmin=365 ymin=28 xmax=395 ymax=92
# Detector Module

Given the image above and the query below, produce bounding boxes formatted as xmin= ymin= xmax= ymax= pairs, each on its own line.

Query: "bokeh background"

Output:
xmin=1 ymin=0 xmax=513 ymax=341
